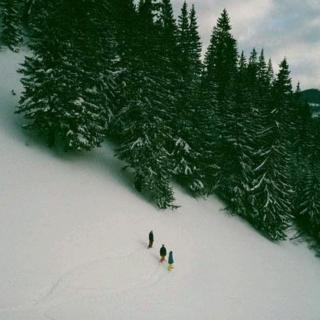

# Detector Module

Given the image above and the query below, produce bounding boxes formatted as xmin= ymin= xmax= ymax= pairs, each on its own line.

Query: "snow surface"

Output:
xmin=0 ymin=49 xmax=320 ymax=320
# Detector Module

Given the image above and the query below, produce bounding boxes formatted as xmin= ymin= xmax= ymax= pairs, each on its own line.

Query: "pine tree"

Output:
xmin=156 ymin=0 xmax=179 ymax=125
xmin=227 ymin=50 xmax=258 ymax=215
xmin=204 ymin=9 xmax=237 ymax=100
xmin=257 ymin=49 xmax=267 ymax=84
xmin=266 ymin=58 xmax=274 ymax=85
xmin=158 ymin=0 xmax=177 ymax=55
xmin=114 ymin=0 xmax=176 ymax=208
xmin=291 ymin=85 xmax=320 ymax=248
xmin=0 ymin=0 xmax=23 ymax=50
xmin=171 ymin=2 xmax=205 ymax=194
xmin=201 ymin=9 xmax=238 ymax=198
xmin=17 ymin=0 xmax=117 ymax=151
xmin=248 ymin=58 xmax=294 ymax=240
xmin=295 ymin=118 xmax=320 ymax=249
xmin=245 ymin=50 xmax=271 ymax=216
xmin=177 ymin=1 xmax=189 ymax=76
xmin=176 ymin=2 xmax=202 ymax=78
xmin=108 ymin=0 xmax=138 ymax=138
xmin=188 ymin=5 xmax=202 ymax=77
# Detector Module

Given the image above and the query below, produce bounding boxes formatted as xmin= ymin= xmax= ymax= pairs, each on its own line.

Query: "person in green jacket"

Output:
xmin=168 ymin=251 xmax=174 ymax=271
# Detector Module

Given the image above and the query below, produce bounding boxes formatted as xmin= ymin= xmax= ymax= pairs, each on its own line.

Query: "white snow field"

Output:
xmin=0 ymin=49 xmax=320 ymax=320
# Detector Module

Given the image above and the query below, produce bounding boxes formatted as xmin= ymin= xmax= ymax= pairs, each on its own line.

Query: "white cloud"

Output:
xmin=172 ymin=0 xmax=320 ymax=88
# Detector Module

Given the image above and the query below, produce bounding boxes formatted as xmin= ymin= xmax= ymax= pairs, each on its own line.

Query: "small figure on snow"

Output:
xmin=148 ymin=230 xmax=154 ymax=248
xmin=168 ymin=251 xmax=174 ymax=271
xmin=11 ymin=89 xmax=16 ymax=96
xmin=160 ymin=244 xmax=167 ymax=263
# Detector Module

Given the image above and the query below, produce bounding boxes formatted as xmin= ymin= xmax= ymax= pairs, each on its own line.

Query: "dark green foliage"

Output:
xmin=202 ymin=9 xmax=239 ymax=198
xmin=172 ymin=2 xmax=205 ymax=195
xmin=114 ymin=0 xmax=176 ymax=208
xmin=17 ymin=0 xmax=116 ymax=151
xmin=294 ymin=118 xmax=320 ymax=250
xmin=0 ymin=0 xmax=23 ymax=50
xmin=204 ymin=9 xmax=237 ymax=100
xmin=108 ymin=0 xmax=137 ymax=136
xmin=243 ymin=58 xmax=296 ymax=240
xmin=12 ymin=0 xmax=320 ymax=242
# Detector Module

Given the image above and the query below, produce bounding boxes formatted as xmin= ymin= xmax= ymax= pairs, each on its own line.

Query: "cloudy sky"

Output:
xmin=171 ymin=0 xmax=320 ymax=89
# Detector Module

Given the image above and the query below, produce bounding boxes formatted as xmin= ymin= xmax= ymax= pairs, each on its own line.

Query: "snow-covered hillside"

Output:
xmin=1 ymin=49 xmax=320 ymax=320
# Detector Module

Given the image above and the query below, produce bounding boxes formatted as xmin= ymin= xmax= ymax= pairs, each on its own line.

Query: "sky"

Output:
xmin=171 ymin=0 xmax=320 ymax=89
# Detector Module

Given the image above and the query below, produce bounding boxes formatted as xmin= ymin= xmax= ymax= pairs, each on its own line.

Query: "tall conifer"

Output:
xmin=115 ymin=0 xmax=176 ymax=208
xmin=172 ymin=2 xmax=205 ymax=194
xmin=202 ymin=9 xmax=238 ymax=198
xmin=248 ymin=59 xmax=294 ymax=240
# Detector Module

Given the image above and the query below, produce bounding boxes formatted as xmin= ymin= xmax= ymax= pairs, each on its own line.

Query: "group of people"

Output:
xmin=148 ymin=231 xmax=174 ymax=272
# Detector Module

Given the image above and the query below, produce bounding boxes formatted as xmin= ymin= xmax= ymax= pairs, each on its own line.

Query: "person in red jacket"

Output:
xmin=160 ymin=244 xmax=167 ymax=263
xmin=148 ymin=230 xmax=154 ymax=248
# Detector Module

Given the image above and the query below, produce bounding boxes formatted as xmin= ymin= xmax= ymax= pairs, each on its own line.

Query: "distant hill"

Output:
xmin=301 ymin=89 xmax=320 ymax=105
xmin=301 ymin=89 xmax=320 ymax=118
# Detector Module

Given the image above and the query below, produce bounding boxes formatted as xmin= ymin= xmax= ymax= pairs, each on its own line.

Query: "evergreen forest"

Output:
xmin=1 ymin=0 xmax=319 ymax=250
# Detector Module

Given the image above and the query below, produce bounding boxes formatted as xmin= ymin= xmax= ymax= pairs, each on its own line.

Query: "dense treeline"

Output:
xmin=1 ymin=0 xmax=319 ymax=247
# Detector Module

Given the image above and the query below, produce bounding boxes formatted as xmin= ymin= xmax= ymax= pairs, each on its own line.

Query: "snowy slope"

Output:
xmin=0 ymin=49 xmax=320 ymax=320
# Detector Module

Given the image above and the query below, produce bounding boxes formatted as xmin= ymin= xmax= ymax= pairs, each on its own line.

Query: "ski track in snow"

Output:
xmin=35 ymin=247 xmax=164 ymax=306
xmin=34 ymin=248 xmax=144 ymax=305
xmin=34 ymin=252 xmax=165 ymax=320
xmin=0 ymin=246 xmax=168 ymax=319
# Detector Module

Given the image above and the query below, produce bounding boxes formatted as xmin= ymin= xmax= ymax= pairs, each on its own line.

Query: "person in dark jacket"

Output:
xmin=160 ymin=244 xmax=167 ymax=263
xmin=148 ymin=230 xmax=154 ymax=248
xmin=168 ymin=251 xmax=174 ymax=271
